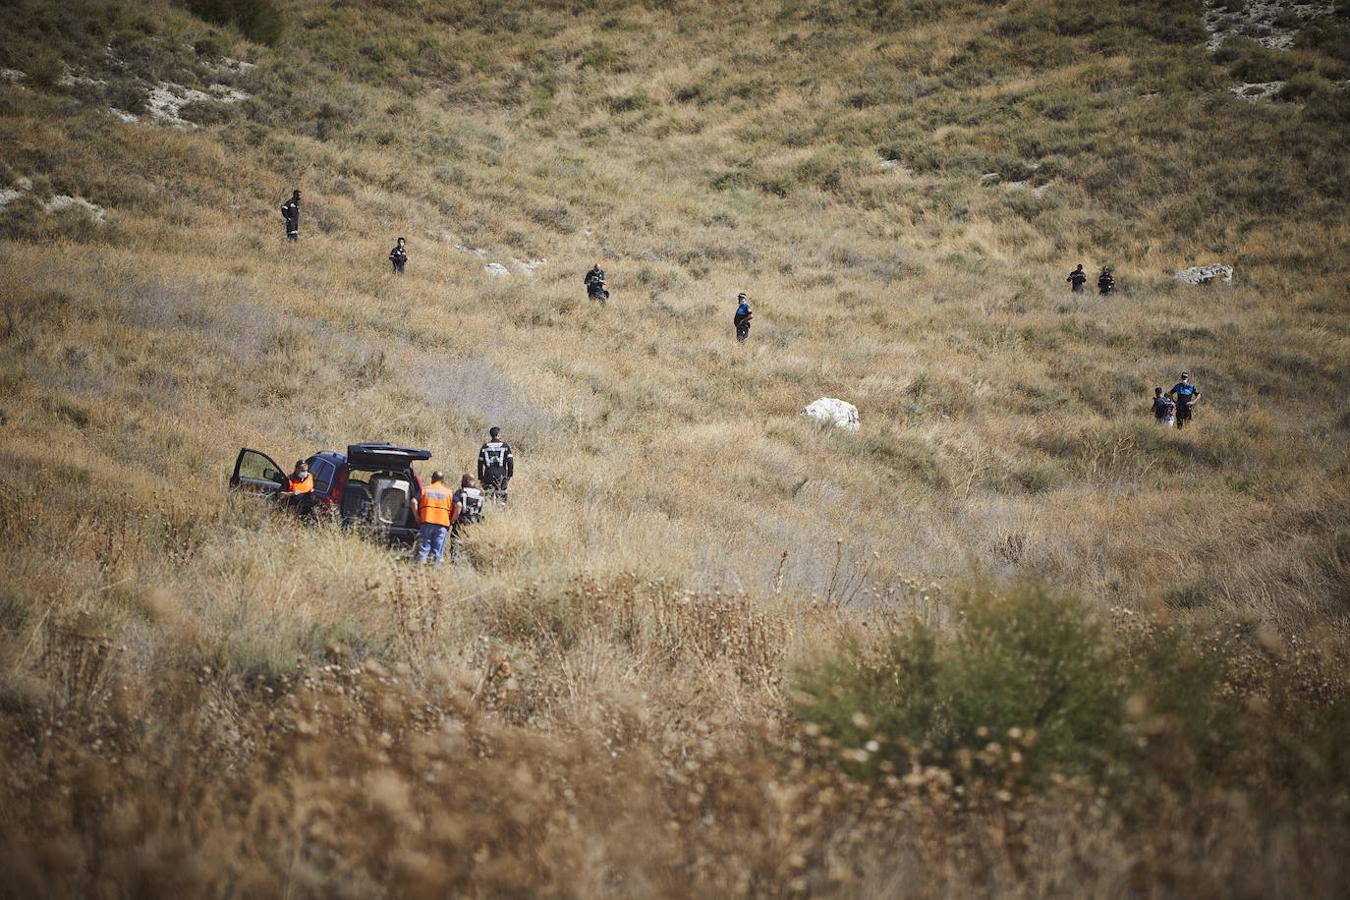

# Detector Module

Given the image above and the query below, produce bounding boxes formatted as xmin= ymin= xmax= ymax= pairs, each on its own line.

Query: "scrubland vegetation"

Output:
xmin=1 ymin=0 xmax=1348 ymax=895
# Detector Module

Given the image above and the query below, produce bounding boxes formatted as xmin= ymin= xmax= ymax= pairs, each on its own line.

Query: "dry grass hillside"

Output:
xmin=1 ymin=0 xmax=1348 ymax=896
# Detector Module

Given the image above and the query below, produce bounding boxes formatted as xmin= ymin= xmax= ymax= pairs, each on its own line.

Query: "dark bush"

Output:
xmin=182 ymin=0 xmax=284 ymax=46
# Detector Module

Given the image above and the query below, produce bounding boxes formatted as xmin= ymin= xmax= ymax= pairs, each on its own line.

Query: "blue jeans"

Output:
xmin=416 ymin=523 xmax=448 ymax=565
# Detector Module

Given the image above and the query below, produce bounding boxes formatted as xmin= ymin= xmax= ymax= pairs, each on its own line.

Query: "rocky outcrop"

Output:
xmin=1175 ymin=264 xmax=1233 ymax=285
xmin=802 ymin=398 xmax=860 ymax=430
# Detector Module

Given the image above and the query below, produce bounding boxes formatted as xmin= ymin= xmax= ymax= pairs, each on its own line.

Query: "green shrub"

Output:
xmin=1277 ymin=72 xmax=1332 ymax=102
xmin=797 ymin=587 xmax=1130 ymax=781
xmin=182 ymin=0 xmax=284 ymax=46
xmin=794 ymin=586 xmax=1269 ymax=790
xmin=24 ymin=49 xmax=64 ymax=90
xmin=605 ymin=91 xmax=650 ymax=113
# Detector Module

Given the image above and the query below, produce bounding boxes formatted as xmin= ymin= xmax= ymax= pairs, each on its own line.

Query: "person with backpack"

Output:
xmin=1066 ymin=263 xmax=1087 ymax=293
xmin=1168 ymin=372 xmax=1201 ymax=430
xmin=1098 ymin=266 xmax=1115 ymax=295
xmin=477 ymin=427 xmax=514 ymax=505
xmin=280 ymin=189 xmax=300 ymax=241
xmin=1151 ymin=387 xmax=1175 ymax=427
xmin=389 ymin=236 xmax=408 ymax=274
xmin=450 ymin=474 xmax=485 ymax=564
xmin=733 ymin=292 xmax=753 ymax=342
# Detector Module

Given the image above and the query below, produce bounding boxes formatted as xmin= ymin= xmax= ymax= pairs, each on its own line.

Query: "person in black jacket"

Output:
xmin=584 ymin=264 xmax=608 ymax=304
xmin=477 ymin=427 xmax=514 ymax=505
xmin=1098 ymin=266 xmax=1115 ymax=295
xmin=389 ymin=236 xmax=407 ymax=274
xmin=1066 ymin=263 xmax=1086 ymax=293
xmin=281 ymin=190 xmax=300 ymax=241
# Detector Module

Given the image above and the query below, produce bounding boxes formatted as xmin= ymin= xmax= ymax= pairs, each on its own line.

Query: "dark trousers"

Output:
xmin=392 ymin=260 xmax=405 ymax=274
xmin=485 ymin=477 xmax=509 ymax=505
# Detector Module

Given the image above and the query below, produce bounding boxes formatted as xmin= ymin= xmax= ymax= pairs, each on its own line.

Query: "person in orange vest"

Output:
xmin=278 ymin=459 xmax=313 ymax=496
xmin=278 ymin=459 xmax=315 ymax=511
xmin=412 ymin=470 xmax=458 ymax=565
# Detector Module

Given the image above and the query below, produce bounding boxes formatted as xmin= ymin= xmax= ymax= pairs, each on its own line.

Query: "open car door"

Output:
xmin=230 ymin=447 xmax=287 ymax=495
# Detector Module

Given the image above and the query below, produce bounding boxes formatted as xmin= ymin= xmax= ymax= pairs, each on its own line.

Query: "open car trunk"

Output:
xmin=340 ymin=444 xmax=429 ymax=544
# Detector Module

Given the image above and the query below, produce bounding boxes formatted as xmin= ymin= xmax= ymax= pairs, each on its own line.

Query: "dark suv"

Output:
xmin=230 ymin=443 xmax=432 ymax=544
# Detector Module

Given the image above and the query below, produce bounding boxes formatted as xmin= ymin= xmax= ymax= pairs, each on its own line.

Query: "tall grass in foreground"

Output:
xmin=3 ymin=582 xmax=1347 ymax=898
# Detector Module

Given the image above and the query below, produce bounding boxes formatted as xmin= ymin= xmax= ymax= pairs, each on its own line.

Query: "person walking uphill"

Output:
xmin=733 ymin=292 xmax=753 ymax=342
xmin=1067 ymin=264 xmax=1087 ymax=293
xmin=389 ymin=237 xmax=407 ymax=274
xmin=281 ymin=190 xmax=300 ymax=241
xmin=412 ymin=471 xmax=457 ymax=565
xmin=1169 ymin=372 xmax=1201 ymax=430
xmin=478 ymin=427 xmax=514 ymax=505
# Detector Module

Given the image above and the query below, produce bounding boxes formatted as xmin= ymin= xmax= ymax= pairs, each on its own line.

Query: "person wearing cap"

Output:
xmin=733 ymin=292 xmax=753 ymax=342
xmin=389 ymin=236 xmax=408 ymax=274
xmin=1151 ymin=387 xmax=1175 ymax=427
xmin=1168 ymin=372 xmax=1200 ymax=429
xmin=1066 ymin=263 xmax=1087 ymax=293
xmin=1098 ymin=266 xmax=1115 ymax=295
xmin=411 ymin=470 xmax=458 ymax=565
xmin=280 ymin=189 xmax=300 ymax=241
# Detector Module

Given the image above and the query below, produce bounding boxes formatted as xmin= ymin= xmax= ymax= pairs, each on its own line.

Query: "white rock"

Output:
xmin=144 ymin=81 xmax=249 ymax=127
xmin=1175 ymin=264 xmax=1233 ymax=285
xmin=208 ymin=84 xmax=250 ymax=103
xmin=44 ymin=194 xmax=106 ymax=222
xmin=802 ymin=398 xmax=860 ymax=430
xmin=979 ymin=172 xmax=1001 ymax=186
xmin=0 ymin=187 xmax=22 ymax=213
xmin=1203 ymin=0 xmax=1335 ymax=52
xmin=484 ymin=262 xmax=510 ymax=277
xmin=1230 ymin=81 xmax=1283 ymax=101
xmin=1 ymin=68 xmax=27 ymax=83
xmin=108 ymin=107 xmax=138 ymax=123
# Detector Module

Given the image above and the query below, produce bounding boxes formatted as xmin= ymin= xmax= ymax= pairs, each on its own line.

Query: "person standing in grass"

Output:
xmin=280 ymin=189 xmax=300 ymax=241
xmin=1169 ymin=372 xmax=1200 ymax=430
xmin=1098 ymin=266 xmax=1115 ymax=295
xmin=389 ymin=236 xmax=408 ymax=274
xmin=1151 ymin=387 xmax=1175 ymax=427
xmin=584 ymin=263 xmax=608 ymax=304
xmin=450 ymin=474 xmax=485 ymax=565
xmin=1067 ymin=263 xmax=1087 ymax=293
xmin=412 ymin=470 xmax=457 ymax=565
xmin=733 ymin=292 xmax=753 ymax=342
xmin=478 ymin=427 xmax=514 ymax=506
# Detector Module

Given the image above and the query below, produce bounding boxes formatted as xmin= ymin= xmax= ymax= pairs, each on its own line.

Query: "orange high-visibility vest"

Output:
xmin=288 ymin=472 xmax=314 ymax=494
xmin=419 ymin=482 xmax=455 ymax=527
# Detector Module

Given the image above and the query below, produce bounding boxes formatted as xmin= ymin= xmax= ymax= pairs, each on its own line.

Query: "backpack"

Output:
xmin=458 ymin=487 xmax=485 ymax=524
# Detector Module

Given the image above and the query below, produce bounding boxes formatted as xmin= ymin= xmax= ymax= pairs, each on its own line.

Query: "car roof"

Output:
xmin=345 ymin=443 xmax=433 ymax=467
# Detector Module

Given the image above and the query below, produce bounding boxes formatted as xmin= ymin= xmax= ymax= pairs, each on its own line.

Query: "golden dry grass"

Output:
xmin=1 ymin=0 xmax=1349 ymax=895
